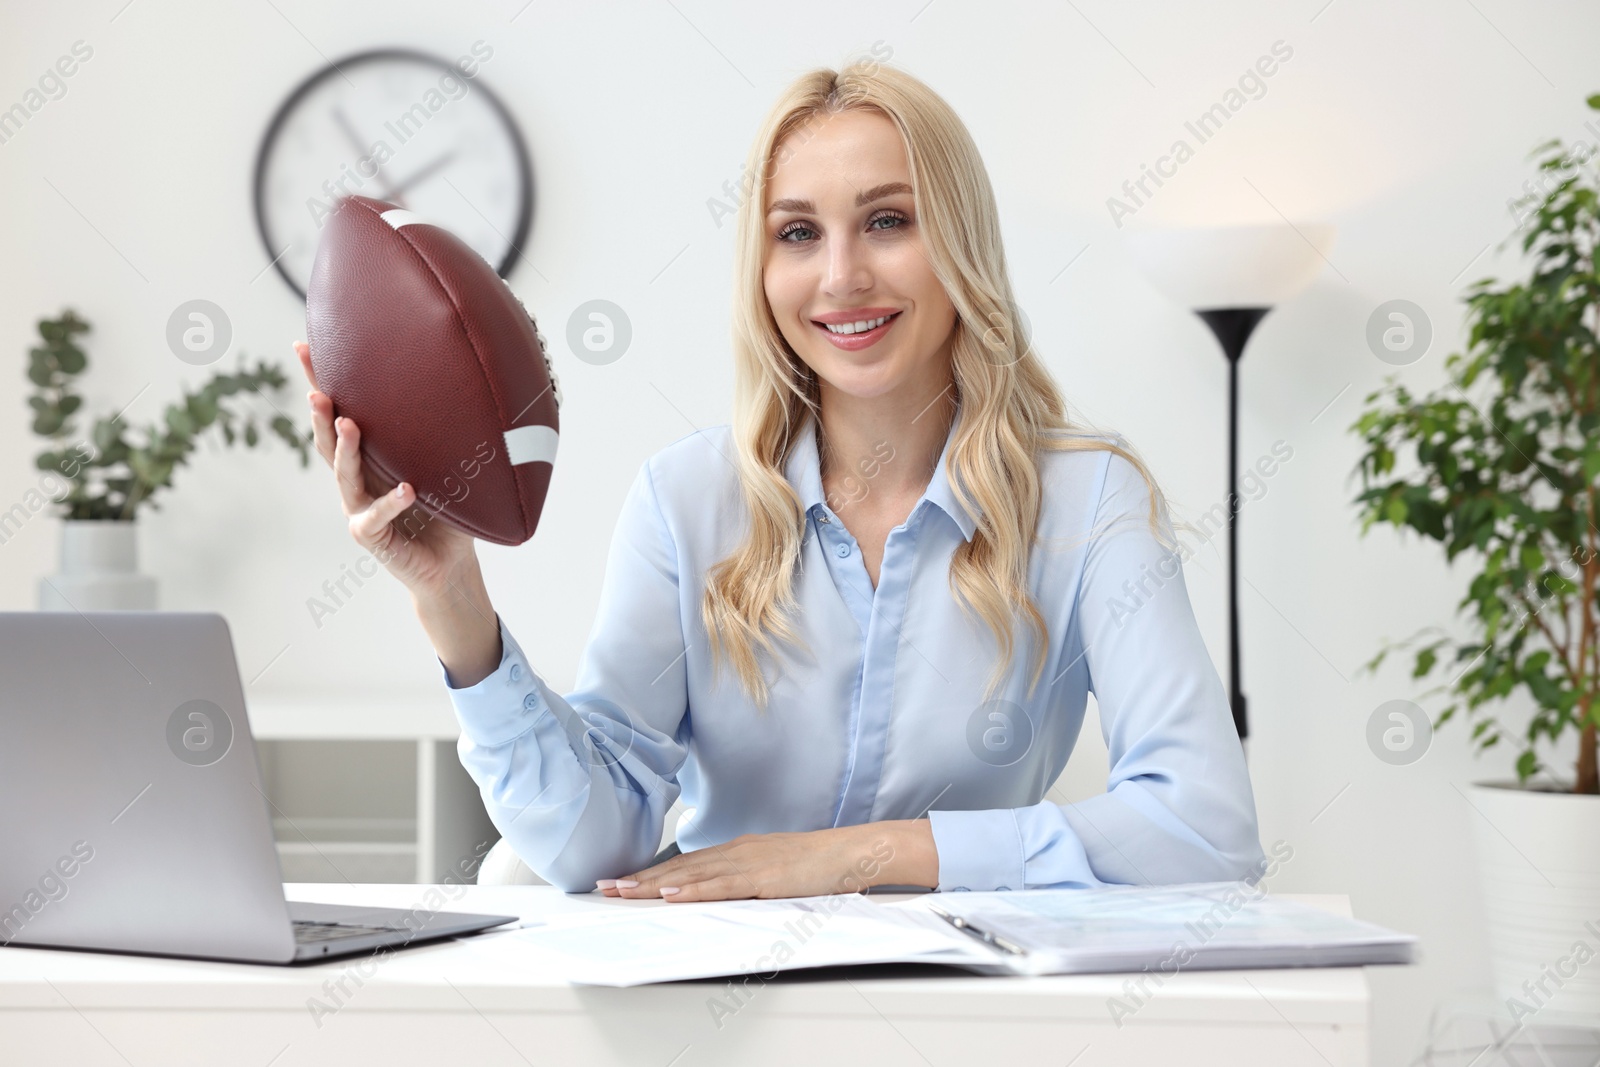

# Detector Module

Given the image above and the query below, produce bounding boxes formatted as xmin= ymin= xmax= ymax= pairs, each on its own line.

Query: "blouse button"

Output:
xmin=509 ymin=664 xmax=523 ymax=683
xmin=522 ymin=692 xmax=539 ymax=711
xmin=835 ymin=543 xmax=851 ymax=558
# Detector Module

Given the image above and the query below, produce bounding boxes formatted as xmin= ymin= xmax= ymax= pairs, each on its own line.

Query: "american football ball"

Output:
xmin=304 ymin=195 xmax=560 ymax=546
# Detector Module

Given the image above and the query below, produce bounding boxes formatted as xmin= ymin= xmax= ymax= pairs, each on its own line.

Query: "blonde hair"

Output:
xmin=702 ymin=58 xmax=1181 ymax=710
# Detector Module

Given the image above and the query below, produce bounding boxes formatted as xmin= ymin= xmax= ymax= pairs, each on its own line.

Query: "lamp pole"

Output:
xmin=1195 ymin=306 xmax=1271 ymax=742
xmin=1125 ymin=221 xmax=1336 ymax=743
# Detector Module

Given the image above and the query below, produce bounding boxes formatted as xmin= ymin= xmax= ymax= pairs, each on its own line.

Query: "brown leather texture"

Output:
xmin=304 ymin=195 xmax=557 ymax=546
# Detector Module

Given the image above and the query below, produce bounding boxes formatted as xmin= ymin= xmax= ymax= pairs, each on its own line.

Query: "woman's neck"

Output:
xmin=815 ymin=380 xmax=957 ymax=508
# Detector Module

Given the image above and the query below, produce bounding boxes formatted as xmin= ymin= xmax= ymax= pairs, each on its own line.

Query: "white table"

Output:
xmin=0 ymin=884 xmax=1374 ymax=1066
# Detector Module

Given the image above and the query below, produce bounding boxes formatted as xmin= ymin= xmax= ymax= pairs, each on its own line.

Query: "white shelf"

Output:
xmin=275 ymin=842 xmax=419 ymax=884
xmin=245 ymin=691 xmax=461 ymax=740
xmin=270 ymin=816 xmax=416 ymax=843
xmin=250 ymin=696 xmax=498 ymax=884
xmin=275 ymin=841 xmax=418 ymax=855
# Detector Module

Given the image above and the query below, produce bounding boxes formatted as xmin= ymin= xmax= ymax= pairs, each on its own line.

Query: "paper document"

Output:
xmin=515 ymin=893 xmax=987 ymax=986
xmin=888 ymin=883 xmax=1418 ymax=977
xmin=512 ymin=883 xmax=1416 ymax=987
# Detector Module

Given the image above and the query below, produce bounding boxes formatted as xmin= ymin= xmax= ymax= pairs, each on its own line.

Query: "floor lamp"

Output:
xmin=1125 ymin=223 xmax=1336 ymax=743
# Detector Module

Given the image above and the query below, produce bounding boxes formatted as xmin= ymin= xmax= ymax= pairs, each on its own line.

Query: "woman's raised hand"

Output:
xmin=295 ymin=341 xmax=479 ymax=601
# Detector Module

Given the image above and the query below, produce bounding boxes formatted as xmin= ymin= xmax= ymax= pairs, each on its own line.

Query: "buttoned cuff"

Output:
xmin=926 ymin=808 xmax=1025 ymax=892
xmin=438 ymin=615 xmax=548 ymax=747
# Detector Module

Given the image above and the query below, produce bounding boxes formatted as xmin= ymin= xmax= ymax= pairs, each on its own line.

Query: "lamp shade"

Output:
xmin=1126 ymin=222 xmax=1336 ymax=310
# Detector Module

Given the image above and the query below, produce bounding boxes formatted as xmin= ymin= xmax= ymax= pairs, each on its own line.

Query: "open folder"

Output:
xmin=511 ymin=882 xmax=1417 ymax=987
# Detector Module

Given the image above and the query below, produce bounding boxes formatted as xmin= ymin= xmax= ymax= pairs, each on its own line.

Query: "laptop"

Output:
xmin=0 ymin=611 xmax=517 ymax=964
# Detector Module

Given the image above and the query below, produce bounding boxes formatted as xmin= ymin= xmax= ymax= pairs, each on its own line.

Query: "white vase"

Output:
xmin=1469 ymin=780 xmax=1600 ymax=1019
xmin=37 ymin=519 xmax=158 ymax=611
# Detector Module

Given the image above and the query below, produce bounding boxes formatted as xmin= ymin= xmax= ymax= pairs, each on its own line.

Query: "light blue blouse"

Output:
xmin=441 ymin=406 xmax=1265 ymax=893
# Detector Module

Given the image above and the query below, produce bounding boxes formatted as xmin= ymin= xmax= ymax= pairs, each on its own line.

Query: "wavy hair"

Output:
xmin=702 ymin=58 xmax=1184 ymax=710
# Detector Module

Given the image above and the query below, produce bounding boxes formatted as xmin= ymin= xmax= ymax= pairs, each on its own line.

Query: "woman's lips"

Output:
xmin=814 ymin=311 xmax=902 ymax=351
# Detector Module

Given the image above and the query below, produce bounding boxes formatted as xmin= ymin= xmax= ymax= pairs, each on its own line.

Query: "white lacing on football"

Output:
xmin=534 ymin=318 xmax=560 ymax=410
xmin=499 ymin=277 xmax=561 ymax=412
xmin=503 ymin=287 xmax=560 ymax=468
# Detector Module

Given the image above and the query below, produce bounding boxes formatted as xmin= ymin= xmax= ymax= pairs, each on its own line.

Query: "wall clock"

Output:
xmin=253 ymin=47 xmax=533 ymax=300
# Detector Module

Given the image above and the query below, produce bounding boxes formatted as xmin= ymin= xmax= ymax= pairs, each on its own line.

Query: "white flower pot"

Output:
xmin=37 ymin=519 xmax=158 ymax=612
xmin=1469 ymin=780 xmax=1600 ymax=1019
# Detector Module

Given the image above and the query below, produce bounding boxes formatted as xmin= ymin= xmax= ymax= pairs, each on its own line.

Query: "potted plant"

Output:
xmin=25 ymin=309 xmax=312 ymax=610
xmin=1351 ymin=94 xmax=1600 ymax=1017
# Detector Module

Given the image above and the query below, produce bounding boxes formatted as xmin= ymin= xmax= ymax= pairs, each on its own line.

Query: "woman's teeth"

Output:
xmin=823 ymin=314 xmax=894 ymax=335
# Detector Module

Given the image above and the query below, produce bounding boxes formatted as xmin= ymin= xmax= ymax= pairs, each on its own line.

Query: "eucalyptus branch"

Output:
xmin=24 ymin=309 xmax=314 ymax=523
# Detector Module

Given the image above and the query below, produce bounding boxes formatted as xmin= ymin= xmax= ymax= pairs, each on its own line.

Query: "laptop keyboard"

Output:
xmin=293 ymin=920 xmax=398 ymax=944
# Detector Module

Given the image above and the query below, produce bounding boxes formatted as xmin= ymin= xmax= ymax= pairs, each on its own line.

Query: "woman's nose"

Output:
xmin=822 ymin=232 xmax=873 ymax=295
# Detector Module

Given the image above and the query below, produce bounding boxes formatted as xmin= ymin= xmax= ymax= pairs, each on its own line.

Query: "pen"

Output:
xmin=926 ymin=902 xmax=1028 ymax=957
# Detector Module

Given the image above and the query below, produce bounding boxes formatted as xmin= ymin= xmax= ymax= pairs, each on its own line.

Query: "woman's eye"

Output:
xmin=777 ymin=211 xmax=909 ymax=243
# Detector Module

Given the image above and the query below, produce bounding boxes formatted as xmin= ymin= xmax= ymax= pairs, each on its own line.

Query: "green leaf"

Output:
xmin=55 ymin=343 xmax=86 ymax=375
xmin=127 ymin=451 xmax=155 ymax=485
xmin=189 ymin=392 xmax=218 ymax=424
xmin=1414 ymin=647 xmax=1438 ymax=677
xmin=27 ymin=354 xmax=53 ymax=387
xmin=1545 ymin=573 xmax=1579 ymax=596
xmin=1585 ymin=450 xmax=1600 ymax=483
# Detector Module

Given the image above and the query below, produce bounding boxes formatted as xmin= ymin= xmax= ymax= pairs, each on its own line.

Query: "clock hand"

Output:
xmin=330 ymin=105 xmax=402 ymax=200
xmin=386 ymin=151 xmax=457 ymax=198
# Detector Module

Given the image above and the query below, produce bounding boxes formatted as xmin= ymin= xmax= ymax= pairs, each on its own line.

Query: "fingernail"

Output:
xmin=659 ymin=887 xmax=680 ymax=896
xmin=393 ymin=484 xmax=406 ymax=498
xmin=614 ymin=879 xmax=639 ymax=889
xmin=595 ymin=879 xmax=617 ymax=889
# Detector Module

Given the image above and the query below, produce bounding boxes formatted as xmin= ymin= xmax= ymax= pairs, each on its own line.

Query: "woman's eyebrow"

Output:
xmin=766 ymin=181 xmax=913 ymax=216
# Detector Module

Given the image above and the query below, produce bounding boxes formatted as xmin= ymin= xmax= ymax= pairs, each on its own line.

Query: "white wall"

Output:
xmin=4 ymin=0 xmax=1596 ymax=1059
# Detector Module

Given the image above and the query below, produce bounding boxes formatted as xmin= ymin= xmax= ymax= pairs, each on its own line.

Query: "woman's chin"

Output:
xmin=810 ymin=355 xmax=905 ymax=398
xmin=820 ymin=379 xmax=903 ymax=403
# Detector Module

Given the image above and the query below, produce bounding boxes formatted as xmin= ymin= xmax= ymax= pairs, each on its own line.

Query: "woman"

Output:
xmin=295 ymin=61 xmax=1265 ymax=900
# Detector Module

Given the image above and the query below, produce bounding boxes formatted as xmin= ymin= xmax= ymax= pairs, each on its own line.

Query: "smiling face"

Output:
xmin=762 ymin=109 xmax=958 ymax=407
